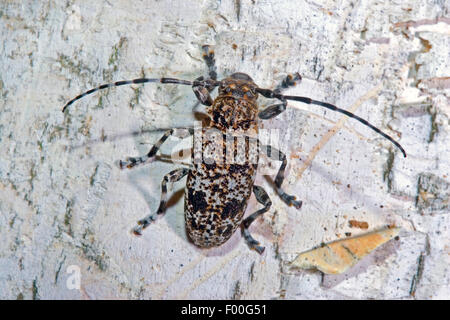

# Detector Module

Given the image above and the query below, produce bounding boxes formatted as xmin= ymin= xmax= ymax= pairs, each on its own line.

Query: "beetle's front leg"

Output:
xmin=192 ymin=76 xmax=215 ymax=106
xmin=258 ymin=73 xmax=301 ymax=120
xmin=258 ymin=100 xmax=287 ymax=119
xmin=119 ymin=128 xmax=193 ymax=169
xmin=274 ymin=72 xmax=302 ymax=94
xmin=191 ymin=45 xmax=218 ymax=106
xmin=201 ymin=45 xmax=217 ymax=81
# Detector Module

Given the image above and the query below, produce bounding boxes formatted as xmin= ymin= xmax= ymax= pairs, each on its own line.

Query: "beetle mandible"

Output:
xmin=62 ymin=47 xmax=406 ymax=254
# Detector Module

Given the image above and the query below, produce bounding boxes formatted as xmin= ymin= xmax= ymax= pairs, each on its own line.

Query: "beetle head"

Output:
xmin=218 ymin=73 xmax=258 ymax=102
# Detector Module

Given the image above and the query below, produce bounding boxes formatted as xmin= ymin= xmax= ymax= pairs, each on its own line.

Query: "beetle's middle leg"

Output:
xmin=133 ymin=167 xmax=190 ymax=235
xmin=242 ymin=185 xmax=272 ymax=254
xmin=119 ymin=128 xmax=193 ymax=169
xmin=262 ymin=144 xmax=303 ymax=209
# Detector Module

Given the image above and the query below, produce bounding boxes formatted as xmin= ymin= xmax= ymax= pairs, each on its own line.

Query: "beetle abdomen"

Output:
xmin=184 ymin=94 xmax=260 ymax=248
xmin=185 ymin=161 xmax=258 ymax=247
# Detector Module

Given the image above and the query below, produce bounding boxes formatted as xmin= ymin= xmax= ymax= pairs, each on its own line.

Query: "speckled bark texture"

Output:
xmin=0 ymin=0 xmax=449 ymax=300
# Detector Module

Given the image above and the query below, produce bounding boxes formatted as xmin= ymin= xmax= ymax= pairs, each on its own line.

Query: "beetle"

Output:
xmin=62 ymin=46 xmax=406 ymax=253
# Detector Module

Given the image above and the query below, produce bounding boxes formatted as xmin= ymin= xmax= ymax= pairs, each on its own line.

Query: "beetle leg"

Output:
xmin=191 ymin=45 xmax=218 ymax=106
xmin=201 ymin=45 xmax=217 ymax=81
xmin=274 ymin=72 xmax=302 ymax=94
xmin=258 ymin=73 xmax=301 ymax=120
xmin=192 ymin=76 xmax=214 ymax=106
xmin=119 ymin=128 xmax=193 ymax=169
xmin=258 ymin=100 xmax=287 ymax=119
xmin=133 ymin=167 xmax=190 ymax=235
xmin=262 ymin=145 xmax=303 ymax=209
xmin=242 ymin=185 xmax=272 ymax=254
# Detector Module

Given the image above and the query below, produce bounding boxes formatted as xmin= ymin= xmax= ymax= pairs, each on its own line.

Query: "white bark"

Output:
xmin=0 ymin=0 xmax=449 ymax=299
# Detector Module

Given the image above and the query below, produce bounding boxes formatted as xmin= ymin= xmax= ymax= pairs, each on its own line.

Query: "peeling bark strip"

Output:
xmin=410 ymin=252 xmax=425 ymax=297
xmin=383 ymin=148 xmax=395 ymax=193
xmin=234 ymin=0 xmax=241 ymax=21
xmin=418 ymin=77 xmax=450 ymax=90
xmin=415 ymin=173 xmax=449 ymax=214
xmin=54 ymin=254 xmax=67 ymax=285
xmin=393 ymin=17 xmax=450 ymax=29
xmin=32 ymin=278 xmax=40 ymax=300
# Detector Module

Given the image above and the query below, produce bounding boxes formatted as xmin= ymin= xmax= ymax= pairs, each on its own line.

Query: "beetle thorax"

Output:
xmin=208 ymin=76 xmax=259 ymax=132
xmin=207 ymin=96 xmax=258 ymax=132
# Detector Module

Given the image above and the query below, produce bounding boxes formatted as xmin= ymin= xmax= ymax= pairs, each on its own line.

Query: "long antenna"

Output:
xmin=256 ymin=88 xmax=406 ymax=157
xmin=62 ymin=77 xmax=194 ymax=113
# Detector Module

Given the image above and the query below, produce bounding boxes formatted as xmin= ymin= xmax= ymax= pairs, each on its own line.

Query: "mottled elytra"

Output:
xmin=62 ymin=47 xmax=406 ymax=254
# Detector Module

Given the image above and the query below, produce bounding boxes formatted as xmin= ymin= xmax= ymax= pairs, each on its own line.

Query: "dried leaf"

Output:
xmin=289 ymin=228 xmax=400 ymax=274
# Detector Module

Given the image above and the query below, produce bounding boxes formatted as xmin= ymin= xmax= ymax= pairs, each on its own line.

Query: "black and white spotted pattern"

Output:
xmin=185 ymin=126 xmax=259 ymax=248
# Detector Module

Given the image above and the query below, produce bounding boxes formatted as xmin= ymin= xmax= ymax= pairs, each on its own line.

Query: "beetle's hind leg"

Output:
xmin=262 ymin=145 xmax=303 ymax=209
xmin=119 ymin=128 xmax=193 ymax=169
xmin=133 ymin=167 xmax=190 ymax=235
xmin=242 ymin=185 xmax=272 ymax=254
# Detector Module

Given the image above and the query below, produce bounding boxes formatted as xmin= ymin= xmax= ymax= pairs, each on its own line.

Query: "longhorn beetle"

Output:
xmin=62 ymin=46 xmax=406 ymax=254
